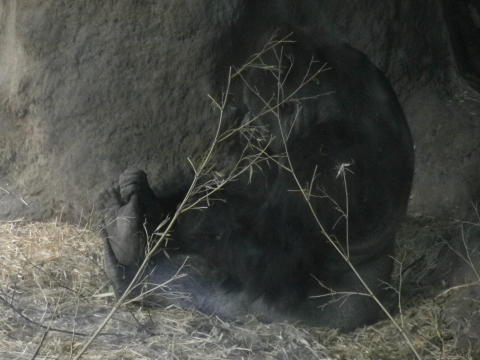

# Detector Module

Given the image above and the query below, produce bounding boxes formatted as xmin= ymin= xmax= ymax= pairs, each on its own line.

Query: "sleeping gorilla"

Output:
xmin=97 ymin=26 xmax=414 ymax=332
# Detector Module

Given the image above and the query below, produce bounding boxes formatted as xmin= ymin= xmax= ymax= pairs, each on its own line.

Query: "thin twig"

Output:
xmin=243 ymin=37 xmax=422 ymax=360
xmin=437 ymin=282 xmax=480 ymax=297
xmin=74 ymin=68 xmax=236 ymax=359
xmin=0 ymin=291 xmax=116 ymax=337
xmin=31 ymin=324 xmax=50 ymax=360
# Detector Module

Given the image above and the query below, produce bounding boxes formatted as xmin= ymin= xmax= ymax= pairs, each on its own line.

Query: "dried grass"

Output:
xmin=0 ymin=218 xmax=471 ymax=359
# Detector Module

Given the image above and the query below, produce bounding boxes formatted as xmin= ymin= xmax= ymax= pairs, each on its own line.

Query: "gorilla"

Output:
xmin=96 ymin=26 xmax=414 ymax=332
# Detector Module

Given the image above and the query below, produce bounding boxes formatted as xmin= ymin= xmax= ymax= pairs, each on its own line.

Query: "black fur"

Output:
xmin=97 ymin=27 xmax=414 ymax=331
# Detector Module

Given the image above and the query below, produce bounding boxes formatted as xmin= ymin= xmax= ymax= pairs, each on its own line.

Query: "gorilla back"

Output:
xmin=97 ymin=28 xmax=414 ymax=332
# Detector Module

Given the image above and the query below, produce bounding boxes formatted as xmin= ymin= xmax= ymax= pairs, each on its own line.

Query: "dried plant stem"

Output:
xmin=280 ymin=121 xmax=422 ymax=360
xmin=243 ymin=39 xmax=422 ymax=359
xmin=31 ymin=325 xmax=50 ymax=360
xmin=0 ymin=289 xmax=97 ymax=337
xmin=74 ymin=70 xmax=235 ymax=359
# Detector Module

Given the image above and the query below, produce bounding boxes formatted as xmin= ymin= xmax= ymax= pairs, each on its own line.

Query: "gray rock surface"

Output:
xmin=0 ymin=0 xmax=479 ymax=222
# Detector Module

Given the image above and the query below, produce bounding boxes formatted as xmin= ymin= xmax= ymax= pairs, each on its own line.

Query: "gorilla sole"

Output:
xmin=97 ymin=27 xmax=414 ymax=332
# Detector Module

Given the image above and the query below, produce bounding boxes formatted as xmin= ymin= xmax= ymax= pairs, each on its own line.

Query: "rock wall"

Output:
xmin=0 ymin=0 xmax=479 ymax=221
xmin=299 ymin=0 xmax=480 ymax=216
xmin=0 ymin=0 xmax=244 ymax=220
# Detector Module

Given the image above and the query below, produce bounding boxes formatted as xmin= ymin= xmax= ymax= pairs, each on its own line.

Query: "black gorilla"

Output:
xmin=97 ymin=27 xmax=414 ymax=332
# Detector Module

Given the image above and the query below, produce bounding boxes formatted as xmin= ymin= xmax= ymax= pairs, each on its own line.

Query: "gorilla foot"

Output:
xmin=118 ymin=167 xmax=170 ymax=233
xmin=97 ymin=187 xmax=146 ymax=266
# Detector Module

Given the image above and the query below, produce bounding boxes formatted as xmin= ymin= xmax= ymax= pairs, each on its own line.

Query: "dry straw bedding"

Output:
xmin=0 ymin=218 xmax=472 ymax=359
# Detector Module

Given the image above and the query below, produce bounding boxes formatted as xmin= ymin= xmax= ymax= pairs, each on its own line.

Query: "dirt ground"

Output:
xmin=0 ymin=215 xmax=479 ymax=360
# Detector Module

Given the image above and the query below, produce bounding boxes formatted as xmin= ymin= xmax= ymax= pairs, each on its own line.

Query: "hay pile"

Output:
xmin=0 ymin=218 xmax=472 ymax=359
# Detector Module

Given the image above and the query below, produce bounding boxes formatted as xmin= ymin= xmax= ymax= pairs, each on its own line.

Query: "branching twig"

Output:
xmin=0 ymin=290 xmax=116 ymax=337
xmin=241 ymin=36 xmax=422 ymax=360
xmin=74 ymin=68 xmax=241 ymax=359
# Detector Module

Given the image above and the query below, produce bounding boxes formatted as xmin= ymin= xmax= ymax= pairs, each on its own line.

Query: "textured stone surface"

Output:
xmin=0 ymin=0 xmax=479 ymax=222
